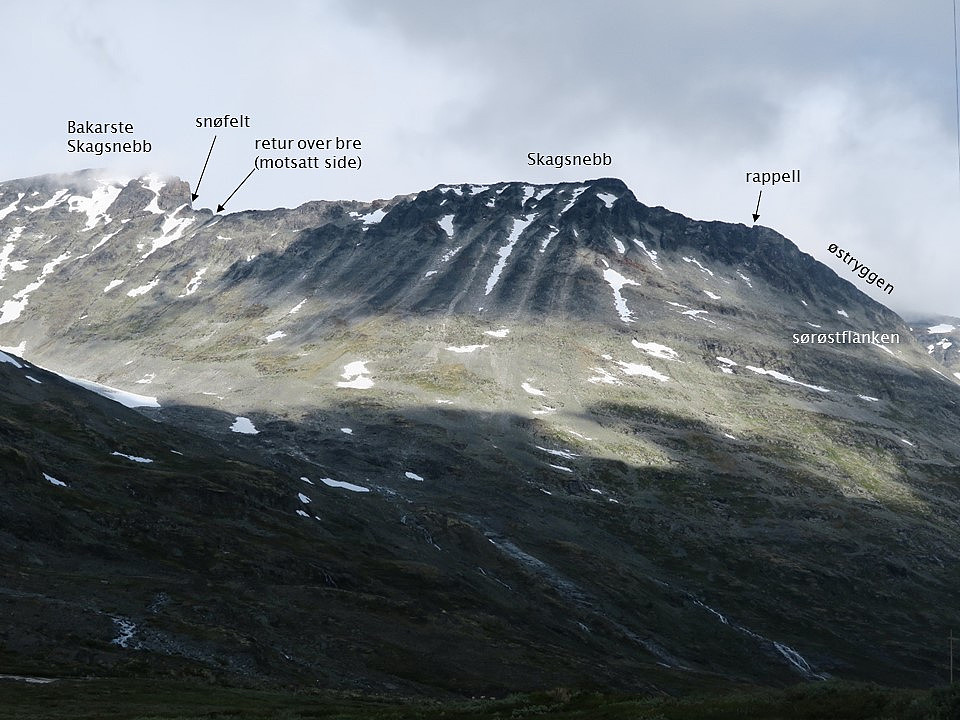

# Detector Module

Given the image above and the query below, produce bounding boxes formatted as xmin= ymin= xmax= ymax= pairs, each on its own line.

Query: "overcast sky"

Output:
xmin=2 ymin=0 xmax=958 ymax=316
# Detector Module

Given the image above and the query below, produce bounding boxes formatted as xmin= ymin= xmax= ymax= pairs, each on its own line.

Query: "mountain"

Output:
xmin=1 ymin=170 xmax=958 ymax=695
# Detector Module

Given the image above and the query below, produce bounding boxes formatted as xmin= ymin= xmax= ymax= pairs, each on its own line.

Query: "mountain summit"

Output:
xmin=1 ymin=171 xmax=958 ymax=694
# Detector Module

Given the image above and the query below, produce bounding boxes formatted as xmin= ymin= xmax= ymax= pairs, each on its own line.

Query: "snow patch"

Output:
xmin=745 ymin=365 xmax=830 ymax=393
xmin=318 ymin=476 xmax=369 ymax=493
xmin=616 ymin=361 xmax=670 ymax=382
xmin=928 ymin=323 xmax=956 ymax=334
xmin=361 ymin=208 xmax=387 ymax=225
xmin=178 ymin=267 xmax=207 ymax=297
xmin=485 ymin=214 xmax=537 ymax=295
xmin=141 ymin=175 xmax=165 ymax=213
xmin=126 ymin=277 xmax=159 ymax=297
xmin=111 ymin=452 xmax=153 ymax=464
xmin=59 ymin=372 xmax=160 ymax=408
xmin=67 ymin=182 xmax=123 ymax=230
xmin=602 ymin=267 xmax=640 ymax=323
xmin=438 ymin=214 xmax=455 ymax=237
xmin=405 ymin=471 xmax=425 ymax=482
xmin=446 ymin=344 xmax=487 ymax=353
xmin=588 ymin=367 xmax=623 ymax=385
xmin=230 ymin=416 xmax=259 ymax=434
xmin=632 ymin=341 xmax=679 ymax=361
xmin=521 ymin=381 xmax=545 ymax=396
xmin=337 ymin=360 xmax=374 ymax=389
xmin=0 ymin=193 xmax=23 ymax=220
xmin=44 ymin=473 xmax=66 ymax=487
xmin=539 ymin=227 xmax=559 ymax=252
xmin=683 ymin=256 xmax=714 ymax=276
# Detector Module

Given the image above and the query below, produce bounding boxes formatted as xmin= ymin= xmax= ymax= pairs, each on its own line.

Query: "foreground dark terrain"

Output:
xmin=2 ymin=678 xmax=959 ymax=720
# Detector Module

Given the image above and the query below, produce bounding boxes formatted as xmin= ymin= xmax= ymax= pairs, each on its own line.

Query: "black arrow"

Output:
xmin=191 ymin=135 xmax=217 ymax=201
xmin=217 ymin=167 xmax=256 ymax=213
xmin=752 ymin=190 xmax=762 ymax=223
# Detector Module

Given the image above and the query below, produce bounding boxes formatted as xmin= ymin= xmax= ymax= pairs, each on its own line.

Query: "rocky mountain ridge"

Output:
xmin=1 ymin=169 xmax=958 ymax=694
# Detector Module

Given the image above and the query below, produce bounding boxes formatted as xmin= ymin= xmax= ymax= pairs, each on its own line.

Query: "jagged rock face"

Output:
xmin=1 ymin=171 xmax=959 ymax=694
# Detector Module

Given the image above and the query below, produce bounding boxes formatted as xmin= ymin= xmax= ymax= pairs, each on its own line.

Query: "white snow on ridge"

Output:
xmin=561 ymin=187 xmax=587 ymax=213
xmin=632 ymin=341 xmax=679 ymax=361
xmin=178 ymin=268 xmax=207 ymax=297
xmin=0 ymin=193 xmax=24 ymax=220
xmin=484 ymin=328 xmax=510 ymax=338
xmin=126 ymin=278 xmax=159 ymax=297
xmin=704 ymin=290 xmax=721 ymax=300
xmin=602 ymin=267 xmax=640 ymax=323
xmin=737 ymin=271 xmax=753 ymax=287
xmin=485 ymin=214 xmax=537 ymax=295
xmin=631 ymin=239 xmax=661 ymax=269
xmin=230 ymin=416 xmax=259 ymax=434
xmin=141 ymin=175 xmax=165 ymax=213
xmin=265 ymin=331 xmax=286 ymax=343
xmin=0 ymin=252 xmax=71 ymax=325
xmin=928 ymin=323 xmax=956 ymax=334
xmin=745 ymin=365 xmax=830 ymax=393
xmin=141 ymin=204 xmax=195 ymax=259
xmin=0 ymin=238 xmax=28 ymax=282
xmin=405 ymin=471 xmax=425 ymax=482
xmin=614 ymin=238 xmax=626 ymax=254
xmin=67 ymin=183 xmax=123 ymax=230
xmin=288 ymin=299 xmax=306 ymax=314
xmin=91 ymin=229 xmax=120 ymax=251
xmin=438 ymin=214 xmax=455 ymax=237
xmin=837 ymin=309 xmax=849 ymax=318
xmin=25 ymin=189 xmax=70 ymax=212
xmin=539 ymin=227 xmax=559 ymax=253
xmin=103 ymin=279 xmax=124 ymax=293
xmin=596 ymin=192 xmax=618 ymax=208
xmin=57 ymin=371 xmax=160 ymax=408
xmin=858 ymin=395 xmax=879 ymax=402
xmin=361 ymin=208 xmax=387 ymax=225
xmin=446 ymin=344 xmax=488 ymax=353
xmin=337 ymin=360 xmax=374 ymax=389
